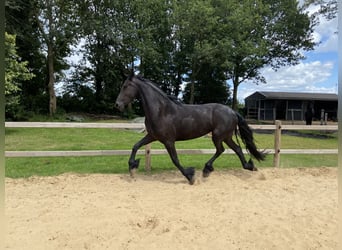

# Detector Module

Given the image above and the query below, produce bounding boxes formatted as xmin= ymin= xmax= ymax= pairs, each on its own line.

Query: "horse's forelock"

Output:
xmin=128 ymin=72 xmax=135 ymax=81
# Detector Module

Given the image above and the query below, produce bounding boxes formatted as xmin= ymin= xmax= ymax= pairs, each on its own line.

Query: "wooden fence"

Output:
xmin=5 ymin=121 xmax=338 ymax=168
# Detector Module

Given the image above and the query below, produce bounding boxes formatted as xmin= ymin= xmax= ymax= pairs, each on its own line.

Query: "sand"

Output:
xmin=5 ymin=167 xmax=338 ymax=249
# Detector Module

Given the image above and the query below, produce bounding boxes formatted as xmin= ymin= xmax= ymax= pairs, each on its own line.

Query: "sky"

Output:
xmin=237 ymin=4 xmax=338 ymax=102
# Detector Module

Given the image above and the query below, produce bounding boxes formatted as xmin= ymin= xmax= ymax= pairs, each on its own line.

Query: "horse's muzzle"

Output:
xmin=115 ymin=101 xmax=125 ymax=112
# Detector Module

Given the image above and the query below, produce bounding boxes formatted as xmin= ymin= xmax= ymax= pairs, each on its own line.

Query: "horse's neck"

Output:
xmin=138 ymin=82 xmax=175 ymax=121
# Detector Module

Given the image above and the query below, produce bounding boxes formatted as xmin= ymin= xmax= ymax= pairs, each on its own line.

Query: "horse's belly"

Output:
xmin=176 ymin=131 xmax=210 ymax=141
xmin=175 ymin=118 xmax=212 ymax=140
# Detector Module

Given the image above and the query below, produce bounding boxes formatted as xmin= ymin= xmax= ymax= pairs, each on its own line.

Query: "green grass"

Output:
xmin=5 ymin=127 xmax=338 ymax=178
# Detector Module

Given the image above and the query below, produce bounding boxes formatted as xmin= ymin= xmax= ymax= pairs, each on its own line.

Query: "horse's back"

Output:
xmin=172 ymin=103 xmax=237 ymax=140
xmin=206 ymin=103 xmax=238 ymax=130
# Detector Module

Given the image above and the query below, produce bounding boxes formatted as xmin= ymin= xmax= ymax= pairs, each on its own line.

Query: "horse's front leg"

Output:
xmin=128 ymin=134 xmax=155 ymax=177
xmin=163 ymin=141 xmax=196 ymax=185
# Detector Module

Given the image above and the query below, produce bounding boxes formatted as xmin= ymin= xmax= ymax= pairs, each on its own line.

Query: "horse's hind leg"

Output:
xmin=163 ymin=140 xmax=195 ymax=185
xmin=224 ymin=138 xmax=257 ymax=171
xmin=203 ymin=136 xmax=224 ymax=177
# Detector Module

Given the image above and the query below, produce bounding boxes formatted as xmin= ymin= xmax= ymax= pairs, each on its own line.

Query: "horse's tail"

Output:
xmin=235 ymin=112 xmax=266 ymax=161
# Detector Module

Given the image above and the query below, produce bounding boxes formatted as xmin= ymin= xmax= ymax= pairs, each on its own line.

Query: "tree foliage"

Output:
xmin=6 ymin=0 xmax=317 ymax=119
xmin=32 ymin=0 xmax=79 ymax=115
xmin=6 ymin=0 xmax=48 ymax=115
xmin=210 ymin=0 xmax=316 ymax=110
xmin=5 ymin=32 xmax=34 ymax=119
xmin=173 ymin=0 xmax=316 ymax=109
xmin=64 ymin=1 xmax=137 ymax=114
xmin=304 ymin=0 xmax=337 ymax=20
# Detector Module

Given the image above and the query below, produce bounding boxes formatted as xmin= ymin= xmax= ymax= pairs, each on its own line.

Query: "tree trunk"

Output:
xmin=232 ymin=75 xmax=239 ymax=111
xmin=95 ymin=65 xmax=104 ymax=101
xmin=189 ymin=80 xmax=195 ymax=104
xmin=47 ymin=43 xmax=56 ymax=116
xmin=47 ymin=1 xmax=56 ymax=116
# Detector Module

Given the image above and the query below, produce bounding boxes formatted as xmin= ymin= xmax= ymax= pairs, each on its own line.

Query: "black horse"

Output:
xmin=115 ymin=74 xmax=265 ymax=184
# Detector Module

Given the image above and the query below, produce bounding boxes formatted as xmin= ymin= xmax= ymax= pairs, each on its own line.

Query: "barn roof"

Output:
xmin=245 ymin=91 xmax=338 ymax=101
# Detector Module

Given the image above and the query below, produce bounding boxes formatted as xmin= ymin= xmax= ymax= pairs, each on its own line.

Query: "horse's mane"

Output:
xmin=134 ymin=75 xmax=183 ymax=105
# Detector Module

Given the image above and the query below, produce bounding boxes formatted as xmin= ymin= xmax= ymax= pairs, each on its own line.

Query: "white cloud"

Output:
xmin=310 ymin=6 xmax=338 ymax=52
xmin=237 ymin=6 xmax=338 ymax=102
xmin=315 ymin=13 xmax=337 ymax=36
xmin=266 ymin=61 xmax=333 ymax=85
xmin=238 ymin=60 xmax=335 ymax=101
xmin=311 ymin=31 xmax=322 ymax=44
xmin=315 ymin=32 xmax=338 ymax=53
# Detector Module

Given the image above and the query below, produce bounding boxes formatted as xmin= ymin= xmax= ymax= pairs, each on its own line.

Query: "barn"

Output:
xmin=244 ymin=91 xmax=338 ymax=122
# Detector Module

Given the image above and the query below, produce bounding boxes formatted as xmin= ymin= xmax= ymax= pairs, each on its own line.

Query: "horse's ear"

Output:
xmin=120 ymin=69 xmax=132 ymax=79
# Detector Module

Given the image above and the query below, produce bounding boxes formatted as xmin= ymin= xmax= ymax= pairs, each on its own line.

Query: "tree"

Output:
xmin=32 ymin=0 xmax=79 ymax=115
xmin=304 ymin=0 xmax=337 ymax=20
xmin=5 ymin=32 xmax=34 ymax=119
xmin=182 ymin=62 xmax=232 ymax=105
xmin=6 ymin=0 xmax=317 ymax=116
xmin=74 ymin=0 xmax=180 ymax=114
xmin=5 ymin=0 xmax=48 ymax=115
xmin=174 ymin=0 xmax=223 ymax=104
xmin=212 ymin=0 xmax=316 ymax=110
xmin=133 ymin=0 xmax=179 ymax=95
xmin=70 ymin=1 xmax=136 ymax=113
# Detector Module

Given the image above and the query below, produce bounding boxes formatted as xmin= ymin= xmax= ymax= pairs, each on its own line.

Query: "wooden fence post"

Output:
xmin=145 ymin=143 xmax=151 ymax=172
xmin=273 ymin=120 xmax=282 ymax=167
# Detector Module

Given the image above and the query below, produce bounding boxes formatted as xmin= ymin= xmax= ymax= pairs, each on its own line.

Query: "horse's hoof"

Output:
xmin=202 ymin=172 xmax=210 ymax=178
xmin=202 ymin=170 xmax=212 ymax=178
xmin=129 ymin=168 xmax=136 ymax=178
xmin=203 ymin=165 xmax=214 ymax=178
xmin=128 ymin=159 xmax=140 ymax=178
xmin=244 ymin=166 xmax=256 ymax=171
xmin=129 ymin=159 xmax=140 ymax=170
xmin=243 ymin=159 xmax=257 ymax=171
xmin=184 ymin=167 xmax=195 ymax=185
xmin=188 ymin=176 xmax=196 ymax=185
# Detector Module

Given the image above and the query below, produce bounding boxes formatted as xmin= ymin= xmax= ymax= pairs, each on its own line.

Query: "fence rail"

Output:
xmin=5 ymin=122 xmax=338 ymax=130
xmin=5 ymin=121 xmax=338 ymax=168
xmin=5 ymin=122 xmax=145 ymax=129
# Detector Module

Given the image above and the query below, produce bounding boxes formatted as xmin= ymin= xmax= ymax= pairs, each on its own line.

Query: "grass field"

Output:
xmin=5 ymin=127 xmax=338 ymax=178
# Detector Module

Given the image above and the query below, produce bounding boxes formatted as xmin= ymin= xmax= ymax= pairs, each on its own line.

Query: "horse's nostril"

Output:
xmin=115 ymin=101 xmax=123 ymax=111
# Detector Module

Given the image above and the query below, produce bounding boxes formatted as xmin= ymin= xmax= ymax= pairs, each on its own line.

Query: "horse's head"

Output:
xmin=115 ymin=75 xmax=139 ymax=112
